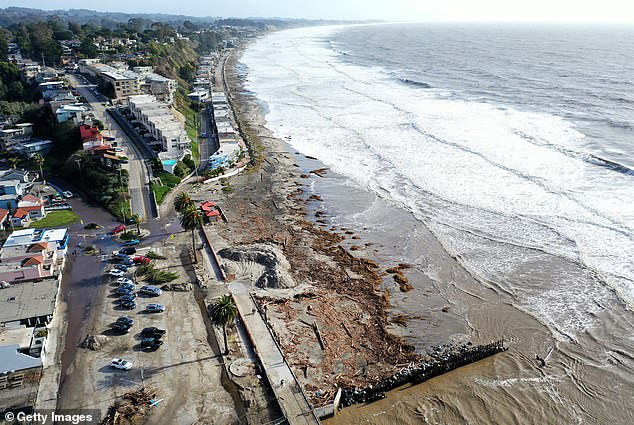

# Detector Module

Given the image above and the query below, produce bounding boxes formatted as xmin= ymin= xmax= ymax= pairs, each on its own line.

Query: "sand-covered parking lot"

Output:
xmin=57 ymin=234 xmax=239 ymax=424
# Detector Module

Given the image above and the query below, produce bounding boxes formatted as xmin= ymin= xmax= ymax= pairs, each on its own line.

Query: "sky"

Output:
xmin=3 ymin=0 xmax=634 ymax=22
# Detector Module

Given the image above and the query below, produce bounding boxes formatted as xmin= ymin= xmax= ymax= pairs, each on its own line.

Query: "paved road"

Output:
xmin=198 ymin=108 xmax=211 ymax=173
xmin=66 ymin=74 xmax=154 ymax=220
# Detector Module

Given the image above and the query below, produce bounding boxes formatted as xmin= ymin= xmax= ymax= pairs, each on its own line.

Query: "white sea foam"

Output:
xmin=242 ymin=26 xmax=634 ymax=337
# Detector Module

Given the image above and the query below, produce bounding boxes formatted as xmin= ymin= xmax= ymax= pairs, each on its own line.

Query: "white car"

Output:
xmin=62 ymin=191 xmax=73 ymax=198
xmin=117 ymin=277 xmax=134 ymax=285
xmin=111 ymin=358 xmax=132 ymax=370
xmin=108 ymin=269 xmax=125 ymax=277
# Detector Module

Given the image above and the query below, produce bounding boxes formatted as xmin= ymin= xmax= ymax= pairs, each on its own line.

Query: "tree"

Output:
xmin=174 ymin=191 xmax=194 ymax=213
xmin=8 ymin=157 xmax=19 ymax=169
xmin=79 ymin=38 xmax=99 ymax=58
xmin=179 ymin=205 xmax=203 ymax=263
xmin=32 ymin=153 xmax=44 ymax=182
xmin=0 ymin=30 xmax=9 ymax=58
xmin=210 ymin=295 xmax=238 ymax=354
xmin=130 ymin=213 xmax=142 ymax=234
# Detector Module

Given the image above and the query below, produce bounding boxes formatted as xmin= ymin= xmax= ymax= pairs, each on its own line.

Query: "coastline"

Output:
xmin=215 ymin=41 xmax=510 ymax=412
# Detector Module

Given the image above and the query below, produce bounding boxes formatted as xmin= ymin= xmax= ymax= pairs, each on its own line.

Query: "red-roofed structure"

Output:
xmin=79 ymin=124 xmax=102 ymax=142
xmin=0 ymin=208 xmax=9 ymax=230
xmin=11 ymin=204 xmax=45 ymax=227
xmin=199 ymin=201 xmax=221 ymax=222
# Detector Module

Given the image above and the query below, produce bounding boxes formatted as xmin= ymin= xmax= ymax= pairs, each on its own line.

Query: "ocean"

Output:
xmin=241 ymin=24 xmax=634 ymax=424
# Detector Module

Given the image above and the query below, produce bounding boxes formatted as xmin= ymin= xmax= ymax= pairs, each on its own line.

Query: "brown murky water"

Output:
xmin=305 ymin=165 xmax=634 ymax=425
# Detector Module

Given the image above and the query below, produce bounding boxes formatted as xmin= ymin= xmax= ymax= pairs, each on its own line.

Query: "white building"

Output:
xmin=127 ymin=95 xmax=190 ymax=168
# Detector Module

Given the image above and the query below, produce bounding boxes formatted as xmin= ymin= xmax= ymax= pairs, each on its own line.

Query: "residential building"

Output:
xmin=0 ymin=239 xmax=62 ymax=283
xmin=55 ymin=104 xmax=87 ymax=124
xmin=0 ymin=209 xmax=9 ymax=230
xmin=101 ymin=70 xmax=141 ymax=99
xmin=0 ymin=170 xmax=35 ymax=184
xmin=3 ymin=228 xmax=70 ymax=258
xmin=0 ymin=342 xmax=43 ymax=412
xmin=10 ymin=139 xmax=54 ymax=158
xmin=127 ymin=95 xmax=191 ymax=167
xmin=143 ymin=73 xmax=177 ymax=104
xmin=0 ymin=180 xmax=26 ymax=197
xmin=0 ymin=195 xmax=19 ymax=210
xmin=10 ymin=204 xmax=46 ymax=227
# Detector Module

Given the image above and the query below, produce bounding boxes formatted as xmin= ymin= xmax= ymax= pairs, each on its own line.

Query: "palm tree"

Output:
xmin=32 ymin=153 xmax=45 ymax=182
xmin=130 ymin=213 xmax=142 ymax=234
xmin=210 ymin=295 xmax=238 ymax=354
xmin=179 ymin=205 xmax=203 ymax=262
xmin=8 ymin=157 xmax=19 ymax=169
xmin=174 ymin=191 xmax=194 ymax=213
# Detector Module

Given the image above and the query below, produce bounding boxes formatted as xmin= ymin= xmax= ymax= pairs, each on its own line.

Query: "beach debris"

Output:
xmin=309 ymin=168 xmax=328 ymax=177
xmin=101 ymin=386 xmax=159 ymax=425
xmin=161 ymin=283 xmax=191 ymax=292
xmin=386 ymin=264 xmax=414 ymax=292
xmin=80 ymin=334 xmax=109 ymax=351
xmin=536 ymin=346 xmax=554 ymax=367
xmin=391 ymin=315 xmax=408 ymax=327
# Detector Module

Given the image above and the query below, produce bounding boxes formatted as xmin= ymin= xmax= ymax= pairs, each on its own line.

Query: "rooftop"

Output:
xmin=0 ymin=278 xmax=59 ymax=325
xmin=0 ymin=344 xmax=42 ymax=374
xmin=3 ymin=228 xmax=68 ymax=248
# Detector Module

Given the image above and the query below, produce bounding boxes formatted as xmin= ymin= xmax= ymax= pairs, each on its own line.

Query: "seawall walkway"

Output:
xmin=228 ymin=282 xmax=320 ymax=425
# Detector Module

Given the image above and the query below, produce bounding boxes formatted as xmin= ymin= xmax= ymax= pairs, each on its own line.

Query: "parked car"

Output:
xmin=117 ymin=277 xmax=133 ymax=285
xmin=110 ymin=322 xmax=132 ymax=332
xmin=119 ymin=294 xmax=136 ymax=302
xmin=139 ymin=286 xmax=162 ymax=297
xmin=114 ymin=252 xmax=132 ymax=262
xmin=133 ymin=256 xmax=151 ymax=265
xmin=120 ymin=258 xmax=134 ymax=266
xmin=118 ymin=282 xmax=135 ymax=291
xmin=114 ymin=264 xmax=129 ymax=271
xmin=123 ymin=239 xmax=140 ymax=246
xmin=116 ymin=317 xmax=134 ymax=326
xmin=145 ymin=303 xmax=165 ymax=313
xmin=112 ymin=225 xmax=126 ymax=234
xmin=111 ymin=358 xmax=132 ymax=370
xmin=140 ymin=327 xmax=166 ymax=338
xmin=62 ymin=191 xmax=73 ymax=198
xmin=140 ymin=337 xmax=163 ymax=350
xmin=115 ymin=287 xmax=134 ymax=296
xmin=108 ymin=269 xmax=125 ymax=277
xmin=120 ymin=247 xmax=136 ymax=255
xmin=120 ymin=300 xmax=137 ymax=310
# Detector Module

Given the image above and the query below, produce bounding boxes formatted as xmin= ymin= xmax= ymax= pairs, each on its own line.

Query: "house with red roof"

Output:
xmin=200 ymin=201 xmax=221 ymax=223
xmin=10 ymin=204 xmax=46 ymax=228
xmin=0 ymin=240 xmax=60 ymax=282
xmin=18 ymin=194 xmax=44 ymax=208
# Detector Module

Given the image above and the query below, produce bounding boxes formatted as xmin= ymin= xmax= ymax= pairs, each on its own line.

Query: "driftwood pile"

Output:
xmin=101 ymin=387 xmax=158 ymax=425
xmin=80 ymin=334 xmax=109 ymax=351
